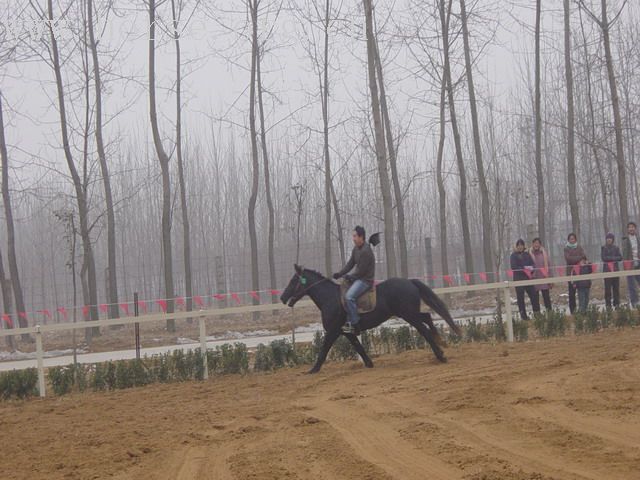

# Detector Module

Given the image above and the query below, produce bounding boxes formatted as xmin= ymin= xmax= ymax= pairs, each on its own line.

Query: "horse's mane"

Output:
xmin=304 ymin=268 xmax=326 ymax=279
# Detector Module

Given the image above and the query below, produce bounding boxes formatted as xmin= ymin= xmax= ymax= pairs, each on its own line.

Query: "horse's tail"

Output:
xmin=410 ymin=279 xmax=462 ymax=336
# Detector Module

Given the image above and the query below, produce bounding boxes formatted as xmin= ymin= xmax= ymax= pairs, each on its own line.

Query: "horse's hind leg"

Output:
xmin=343 ymin=333 xmax=374 ymax=368
xmin=420 ymin=312 xmax=447 ymax=348
xmin=407 ymin=314 xmax=447 ymax=363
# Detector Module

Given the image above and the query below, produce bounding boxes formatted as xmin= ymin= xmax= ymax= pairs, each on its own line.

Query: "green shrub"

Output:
xmin=48 ymin=365 xmax=89 ymax=396
xmin=584 ymin=306 xmax=600 ymax=333
xmin=486 ymin=316 xmax=506 ymax=342
xmin=465 ymin=318 xmax=487 ymax=343
xmin=254 ymin=344 xmax=274 ymax=372
xmin=329 ymin=335 xmax=356 ymax=362
xmin=533 ymin=310 xmax=566 ymax=338
xmin=0 ymin=369 xmax=38 ymax=400
xmin=217 ymin=343 xmax=249 ymax=374
xmin=513 ymin=318 xmax=528 ymax=341
xmin=378 ymin=326 xmax=393 ymax=354
xmin=270 ymin=339 xmax=297 ymax=368
xmin=394 ymin=326 xmax=415 ymax=352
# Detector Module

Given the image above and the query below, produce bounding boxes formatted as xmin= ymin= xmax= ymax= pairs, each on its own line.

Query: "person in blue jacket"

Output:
xmin=510 ymin=239 xmax=540 ymax=320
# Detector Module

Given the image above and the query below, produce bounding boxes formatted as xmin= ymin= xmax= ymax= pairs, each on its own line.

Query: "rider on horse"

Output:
xmin=333 ymin=226 xmax=375 ymax=334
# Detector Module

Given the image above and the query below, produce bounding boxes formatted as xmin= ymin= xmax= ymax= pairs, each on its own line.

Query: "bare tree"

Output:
xmin=533 ymin=0 xmax=546 ymax=241
xmin=148 ymin=0 xmax=176 ymax=330
xmin=171 ymin=0 xmax=193 ymax=319
xmin=564 ymin=0 xmax=580 ymax=236
xmin=459 ymin=0 xmax=492 ymax=278
xmin=364 ymin=0 xmax=397 ymax=277
xmin=87 ymin=0 xmax=119 ymax=321
xmin=579 ymin=0 xmax=630 ymax=227
xmin=440 ymin=0 xmax=474 ymax=279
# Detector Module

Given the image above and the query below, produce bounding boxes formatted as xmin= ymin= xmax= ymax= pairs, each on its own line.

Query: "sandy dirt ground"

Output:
xmin=2 ymin=326 xmax=640 ymax=480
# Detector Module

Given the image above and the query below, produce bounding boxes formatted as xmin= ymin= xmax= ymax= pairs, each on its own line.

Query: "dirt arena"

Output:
xmin=2 ymin=326 xmax=640 ymax=480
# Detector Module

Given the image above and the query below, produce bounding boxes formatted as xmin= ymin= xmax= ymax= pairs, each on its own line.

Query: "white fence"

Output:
xmin=1 ymin=269 xmax=639 ymax=397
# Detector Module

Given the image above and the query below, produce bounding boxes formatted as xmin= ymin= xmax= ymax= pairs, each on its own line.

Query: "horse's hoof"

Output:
xmin=438 ymin=356 xmax=448 ymax=363
xmin=307 ymin=368 xmax=320 ymax=374
xmin=365 ymin=362 xmax=374 ymax=369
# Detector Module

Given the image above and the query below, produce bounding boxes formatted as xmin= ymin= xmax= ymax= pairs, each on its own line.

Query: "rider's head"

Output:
xmin=353 ymin=226 xmax=366 ymax=247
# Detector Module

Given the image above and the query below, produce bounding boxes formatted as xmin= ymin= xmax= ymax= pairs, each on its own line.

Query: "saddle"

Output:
xmin=340 ymin=281 xmax=377 ymax=314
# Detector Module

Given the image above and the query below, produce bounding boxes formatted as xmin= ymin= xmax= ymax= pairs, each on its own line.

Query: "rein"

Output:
xmin=289 ymin=276 xmax=331 ymax=304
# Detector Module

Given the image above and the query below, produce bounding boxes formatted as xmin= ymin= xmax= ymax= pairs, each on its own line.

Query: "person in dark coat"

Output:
xmin=621 ymin=222 xmax=640 ymax=308
xmin=601 ymin=232 xmax=623 ymax=308
xmin=564 ymin=233 xmax=586 ymax=314
xmin=571 ymin=255 xmax=592 ymax=313
xmin=530 ymin=237 xmax=552 ymax=311
xmin=510 ymin=239 xmax=540 ymax=320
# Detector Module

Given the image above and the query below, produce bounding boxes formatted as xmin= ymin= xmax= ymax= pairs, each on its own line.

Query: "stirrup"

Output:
xmin=342 ymin=323 xmax=354 ymax=333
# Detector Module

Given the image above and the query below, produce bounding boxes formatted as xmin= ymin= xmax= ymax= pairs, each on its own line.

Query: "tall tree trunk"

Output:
xmin=363 ymin=0 xmax=397 ymax=278
xmin=88 ymin=0 xmax=119 ymax=321
xmin=0 ymin=92 xmax=28 ymax=338
xmin=564 ymin=0 xmax=580 ymax=236
xmin=322 ymin=0 xmax=332 ymax=276
xmin=440 ymin=0 xmax=473 ymax=280
xmin=148 ymin=0 xmax=175 ymax=330
xmin=47 ymin=0 xmax=99 ymax=341
xmin=436 ymin=71 xmax=449 ymax=279
xmin=459 ymin=0 xmax=491 ymax=280
xmin=247 ymin=0 xmax=260 ymax=302
xmin=171 ymin=0 xmax=193 ymax=319
xmin=330 ymin=179 xmax=346 ymax=264
xmin=373 ymin=36 xmax=408 ymax=278
xmin=0 ymin=247 xmax=14 ymax=349
xmin=579 ymin=5 xmax=608 ymax=234
xmin=533 ymin=0 xmax=546 ymax=242
xmin=256 ymin=47 xmax=277 ymax=296
xmin=600 ymin=0 xmax=629 ymax=227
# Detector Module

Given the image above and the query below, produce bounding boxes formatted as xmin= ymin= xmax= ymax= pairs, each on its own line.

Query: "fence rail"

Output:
xmin=1 ymin=269 xmax=639 ymax=398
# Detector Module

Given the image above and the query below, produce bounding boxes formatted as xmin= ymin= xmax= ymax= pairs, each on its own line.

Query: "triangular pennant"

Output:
xmin=443 ymin=275 xmax=454 ymax=286
xmin=591 ymin=263 xmax=598 ymax=274
xmin=608 ymin=262 xmax=615 ymax=272
xmin=463 ymin=273 xmax=471 ymax=284
xmin=572 ymin=264 xmax=581 ymax=275
xmin=213 ymin=294 xmax=226 ymax=301
xmin=2 ymin=314 xmax=13 ymax=328
xmin=138 ymin=300 xmax=148 ymax=313
xmin=82 ymin=305 xmax=90 ymax=318
xmin=623 ymin=260 xmax=634 ymax=271
xmin=175 ymin=297 xmax=186 ymax=306
xmin=156 ymin=299 xmax=168 ymax=313
xmin=18 ymin=311 xmax=27 ymax=320
xmin=194 ymin=296 xmax=204 ymax=307
xmin=57 ymin=307 xmax=68 ymax=320
xmin=479 ymin=272 xmax=488 ymax=282
xmin=540 ymin=267 xmax=549 ymax=278
xmin=507 ymin=270 xmax=514 ymax=279
xmin=119 ymin=303 xmax=130 ymax=315
xmin=523 ymin=268 xmax=533 ymax=279
xmin=37 ymin=309 xmax=52 ymax=318
xmin=231 ymin=293 xmax=241 ymax=304
xmin=249 ymin=291 xmax=260 ymax=300
xmin=99 ymin=304 xmax=108 ymax=313
xmin=269 ymin=290 xmax=281 ymax=296
xmin=556 ymin=265 xmax=566 ymax=277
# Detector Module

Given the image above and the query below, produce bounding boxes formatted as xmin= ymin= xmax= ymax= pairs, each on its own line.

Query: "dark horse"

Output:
xmin=280 ymin=264 xmax=461 ymax=373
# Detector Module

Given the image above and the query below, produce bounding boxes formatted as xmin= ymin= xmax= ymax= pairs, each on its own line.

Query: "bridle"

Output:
xmin=288 ymin=273 xmax=330 ymax=305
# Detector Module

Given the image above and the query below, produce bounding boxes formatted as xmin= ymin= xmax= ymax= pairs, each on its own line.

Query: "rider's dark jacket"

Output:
xmin=336 ymin=243 xmax=375 ymax=283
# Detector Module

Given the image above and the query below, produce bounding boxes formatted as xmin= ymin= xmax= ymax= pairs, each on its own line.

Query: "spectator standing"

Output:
xmin=571 ymin=255 xmax=592 ymax=313
xmin=510 ymin=239 xmax=540 ymax=320
xmin=621 ymin=222 xmax=640 ymax=308
xmin=530 ymin=238 xmax=552 ymax=311
xmin=564 ymin=233 xmax=586 ymax=314
xmin=601 ymin=233 xmax=622 ymax=308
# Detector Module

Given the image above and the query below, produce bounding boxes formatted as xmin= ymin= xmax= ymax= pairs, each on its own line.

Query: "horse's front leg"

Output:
xmin=343 ymin=332 xmax=374 ymax=368
xmin=309 ymin=328 xmax=341 ymax=374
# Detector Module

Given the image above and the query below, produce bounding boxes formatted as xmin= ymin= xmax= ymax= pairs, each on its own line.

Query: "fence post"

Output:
xmin=134 ymin=292 xmax=140 ymax=361
xmin=35 ymin=325 xmax=46 ymax=397
xmin=503 ymin=282 xmax=514 ymax=342
xmin=199 ymin=316 xmax=208 ymax=380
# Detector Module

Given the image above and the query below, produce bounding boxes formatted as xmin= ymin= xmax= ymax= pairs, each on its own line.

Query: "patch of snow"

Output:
xmin=0 ymin=348 xmax=87 ymax=362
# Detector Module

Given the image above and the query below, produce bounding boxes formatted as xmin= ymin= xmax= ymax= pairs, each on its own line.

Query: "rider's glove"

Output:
xmin=332 ymin=272 xmax=341 ymax=280
xmin=345 ymin=274 xmax=355 ymax=283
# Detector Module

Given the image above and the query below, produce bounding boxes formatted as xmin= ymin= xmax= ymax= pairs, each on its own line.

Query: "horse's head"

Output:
xmin=280 ymin=264 xmax=323 ymax=307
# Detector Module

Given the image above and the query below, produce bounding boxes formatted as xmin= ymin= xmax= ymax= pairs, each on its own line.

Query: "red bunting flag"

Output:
xmin=57 ymin=307 xmax=68 ymax=320
xmin=269 ymin=290 xmax=281 ymax=296
xmin=523 ymin=268 xmax=533 ymax=279
xmin=463 ymin=273 xmax=471 ymax=284
xmin=249 ymin=291 xmax=260 ymax=300
xmin=555 ymin=265 xmax=566 ymax=277
xmin=572 ymin=264 xmax=581 ymax=275
xmin=507 ymin=270 xmax=514 ymax=279
xmin=540 ymin=267 xmax=549 ymax=278
xmin=623 ymin=260 xmax=634 ymax=270
xmin=591 ymin=263 xmax=598 ymax=274
xmin=119 ymin=303 xmax=130 ymax=315
xmin=194 ymin=296 xmax=204 ymax=307
xmin=213 ymin=294 xmax=226 ymax=301
xmin=608 ymin=262 xmax=615 ymax=272
xmin=231 ymin=293 xmax=241 ymax=304
xmin=82 ymin=305 xmax=90 ymax=318
xmin=374 ymin=280 xmax=380 ymax=286
xmin=99 ymin=304 xmax=108 ymax=313
xmin=479 ymin=272 xmax=488 ymax=282
xmin=18 ymin=311 xmax=27 ymax=320
xmin=2 ymin=314 xmax=12 ymax=328
xmin=138 ymin=300 xmax=148 ymax=313
xmin=443 ymin=275 xmax=454 ymax=286
xmin=176 ymin=297 xmax=186 ymax=306
xmin=37 ymin=309 xmax=52 ymax=318
xmin=156 ymin=299 xmax=168 ymax=312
